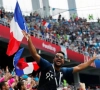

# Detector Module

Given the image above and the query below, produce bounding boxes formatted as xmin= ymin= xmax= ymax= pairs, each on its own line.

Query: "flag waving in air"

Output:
xmin=42 ymin=20 xmax=51 ymax=29
xmin=13 ymin=48 xmax=39 ymax=76
xmin=6 ymin=1 xmax=28 ymax=56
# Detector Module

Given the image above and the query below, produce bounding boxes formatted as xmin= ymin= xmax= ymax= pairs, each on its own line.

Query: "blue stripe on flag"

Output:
xmin=94 ymin=59 xmax=100 ymax=68
xmin=14 ymin=2 xmax=28 ymax=33
xmin=48 ymin=24 xmax=51 ymax=29
xmin=15 ymin=68 xmax=24 ymax=76
xmin=13 ymin=48 xmax=24 ymax=67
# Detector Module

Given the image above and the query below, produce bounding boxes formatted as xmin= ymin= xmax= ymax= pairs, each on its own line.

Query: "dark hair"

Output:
xmin=77 ymin=88 xmax=80 ymax=90
xmin=17 ymin=81 xmax=24 ymax=90
xmin=56 ymin=51 xmax=65 ymax=57
xmin=0 ymin=81 xmax=6 ymax=89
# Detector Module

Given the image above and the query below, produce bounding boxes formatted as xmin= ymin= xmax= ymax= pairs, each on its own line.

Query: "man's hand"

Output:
xmin=22 ymin=30 xmax=30 ymax=41
xmin=22 ymin=30 xmax=41 ymax=63
xmin=73 ymin=52 xmax=97 ymax=73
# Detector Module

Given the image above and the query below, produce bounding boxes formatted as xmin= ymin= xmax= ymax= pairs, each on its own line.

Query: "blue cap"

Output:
xmin=22 ymin=75 xmax=28 ymax=79
xmin=34 ymin=77 xmax=39 ymax=82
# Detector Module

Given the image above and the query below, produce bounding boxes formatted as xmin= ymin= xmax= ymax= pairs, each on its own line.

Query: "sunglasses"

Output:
xmin=55 ymin=55 xmax=64 ymax=59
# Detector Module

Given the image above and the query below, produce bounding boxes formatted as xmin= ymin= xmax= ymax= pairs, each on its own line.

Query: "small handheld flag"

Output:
xmin=13 ymin=48 xmax=39 ymax=76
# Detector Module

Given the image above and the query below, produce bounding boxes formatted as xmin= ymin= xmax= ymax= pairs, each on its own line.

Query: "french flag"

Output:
xmin=42 ymin=20 xmax=51 ymax=29
xmin=6 ymin=1 xmax=28 ymax=56
xmin=13 ymin=48 xmax=39 ymax=76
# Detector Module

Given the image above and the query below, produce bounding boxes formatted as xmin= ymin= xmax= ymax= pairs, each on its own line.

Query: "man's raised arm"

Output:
xmin=73 ymin=52 xmax=97 ymax=73
xmin=23 ymin=31 xmax=41 ymax=63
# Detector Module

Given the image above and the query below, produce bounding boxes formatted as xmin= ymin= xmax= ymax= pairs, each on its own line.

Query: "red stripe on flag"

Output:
xmin=32 ymin=62 xmax=39 ymax=71
xmin=42 ymin=20 xmax=46 ymax=26
xmin=17 ymin=58 xmax=28 ymax=70
xmin=6 ymin=32 xmax=21 ymax=56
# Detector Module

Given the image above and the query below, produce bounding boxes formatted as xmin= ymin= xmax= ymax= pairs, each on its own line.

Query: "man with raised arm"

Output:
xmin=23 ymin=31 xmax=96 ymax=90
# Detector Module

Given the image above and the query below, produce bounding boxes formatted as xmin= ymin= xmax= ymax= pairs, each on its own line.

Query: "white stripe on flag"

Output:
xmin=23 ymin=63 xmax=34 ymax=74
xmin=45 ymin=23 xmax=49 ymax=27
xmin=10 ymin=17 xmax=24 ymax=41
xmin=60 ymin=45 xmax=67 ymax=59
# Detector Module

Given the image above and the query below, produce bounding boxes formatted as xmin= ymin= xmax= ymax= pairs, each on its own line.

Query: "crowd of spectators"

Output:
xmin=1 ymin=9 xmax=100 ymax=58
xmin=0 ymin=66 xmax=40 ymax=90
xmin=25 ymin=13 xmax=100 ymax=58
xmin=1 ymin=7 xmax=100 ymax=90
xmin=0 ymin=66 xmax=100 ymax=90
xmin=0 ymin=66 xmax=96 ymax=90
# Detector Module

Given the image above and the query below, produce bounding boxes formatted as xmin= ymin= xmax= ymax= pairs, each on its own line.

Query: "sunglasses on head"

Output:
xmin=55 ymin=55 xmax=64 ymax=59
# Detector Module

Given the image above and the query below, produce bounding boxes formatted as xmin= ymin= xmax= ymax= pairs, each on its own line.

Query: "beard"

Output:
xmin=54 ymin=62 xmax=62 ymax=68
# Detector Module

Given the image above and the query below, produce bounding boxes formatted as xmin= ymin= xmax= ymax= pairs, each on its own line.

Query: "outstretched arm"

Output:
xmin=23 ymin=31 xmax=41 ymax=63
xmin=73 ymin=53 xmax=96 ymax=73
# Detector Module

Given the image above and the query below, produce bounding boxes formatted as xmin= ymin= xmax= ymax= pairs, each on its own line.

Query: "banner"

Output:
xmin=50 ymin=7 xmax=67 ymax=16
xmin=88 ymin=14 xmax=94 ymax=20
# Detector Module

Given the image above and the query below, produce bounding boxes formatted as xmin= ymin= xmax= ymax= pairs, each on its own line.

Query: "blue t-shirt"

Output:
xmin=38 ymin=58 xmax=73 ymax=90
